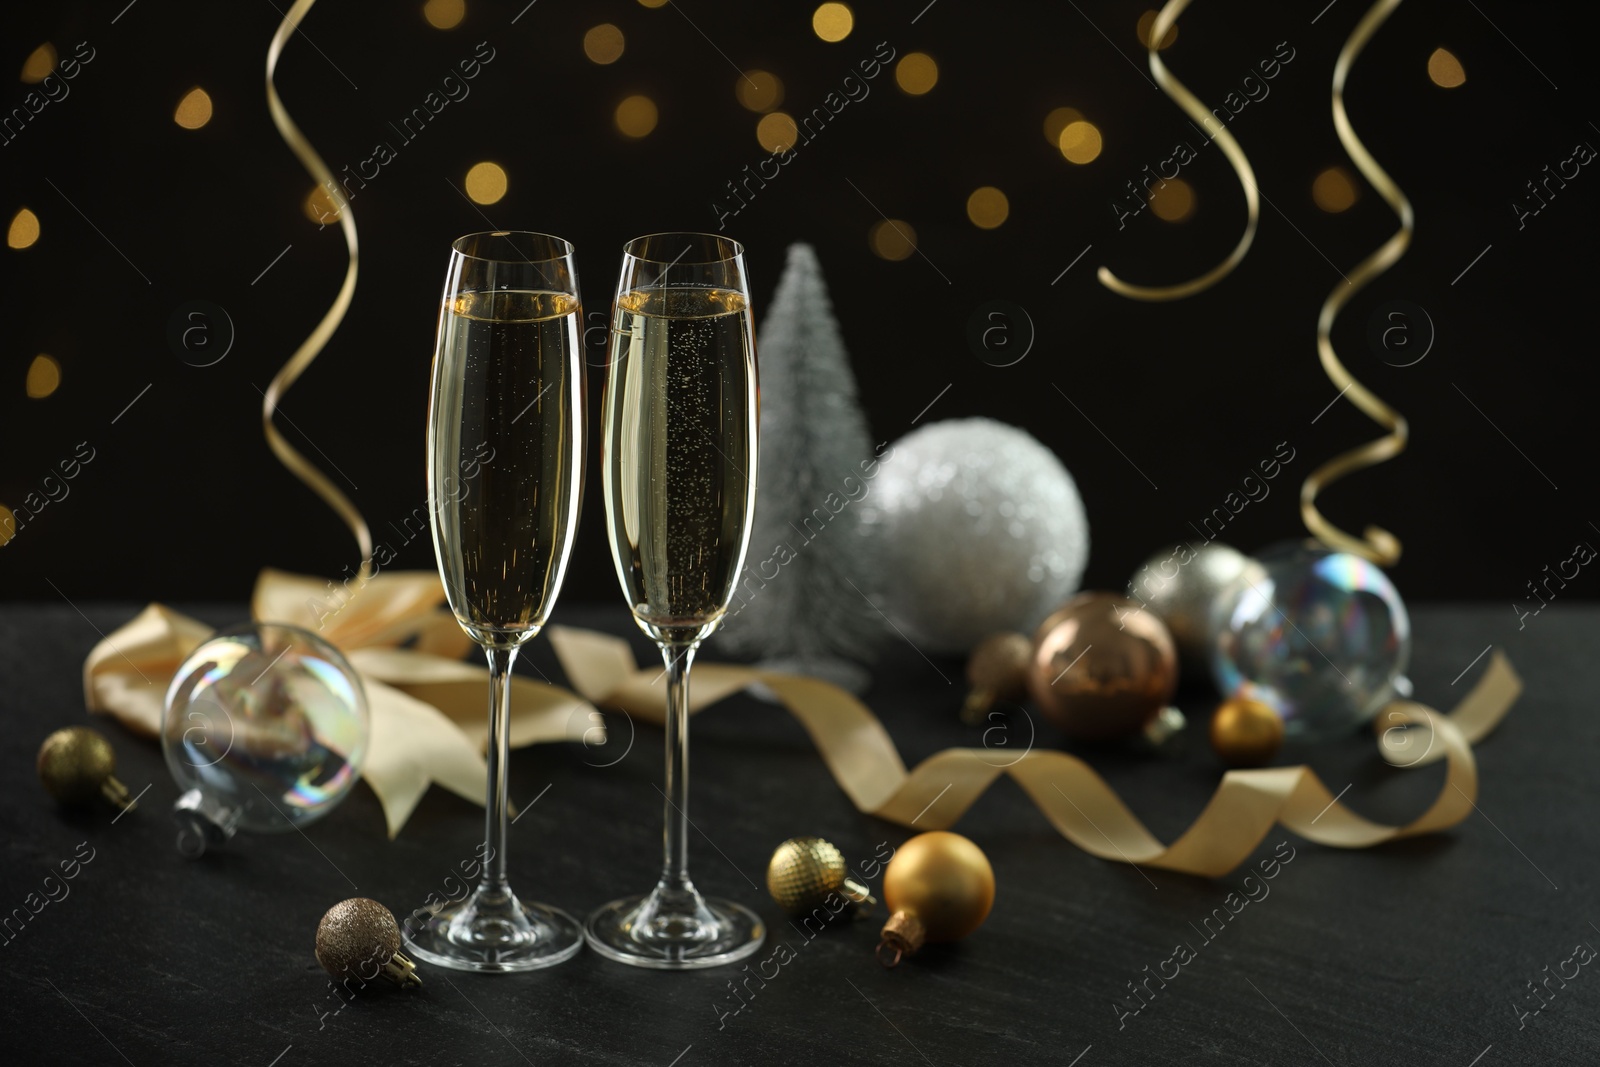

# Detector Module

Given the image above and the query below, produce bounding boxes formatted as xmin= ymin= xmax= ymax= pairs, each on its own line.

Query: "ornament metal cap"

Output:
xmin=766 ymin=837 xmax=878 ymax=918
xmin=172 ymin=788 xmax=240 ymax=858
xmin=877 ymin=910 xmax=926 ymax=967
xmin=36 ymin=726 xmax=136 ymax=812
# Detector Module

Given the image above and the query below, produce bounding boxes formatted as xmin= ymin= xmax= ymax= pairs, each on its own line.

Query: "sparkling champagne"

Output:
xmin=428 ymin=288 xmax=583 ymax=643
xmin=602 ymin=286 xmax=758 ymax=644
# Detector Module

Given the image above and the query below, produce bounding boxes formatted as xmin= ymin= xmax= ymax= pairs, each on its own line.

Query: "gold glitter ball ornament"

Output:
xmin=878 ymin=831 xmax=995 ymax=966
xmin=767 ymin=837 xmax=876 ymax=917
xmin=961 ymin=631 xmax=1033 ymax=725
xmin=37 ymin=727 xmax=135 ymax=811
xmin=1209 ymin=695 xmax=1285 ymax=767
xmin=315 ymin=898 xmax=421 ymax=989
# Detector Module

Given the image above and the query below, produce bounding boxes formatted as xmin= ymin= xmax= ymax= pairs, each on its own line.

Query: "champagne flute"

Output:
xmin=585 ymin=232 xmax=764 ymax=968
xmin=405 ymin=231 xmax=585 ymax=972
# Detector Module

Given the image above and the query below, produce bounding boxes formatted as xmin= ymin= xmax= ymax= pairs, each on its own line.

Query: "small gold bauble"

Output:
xmin=1209 ymin=695 xmax=1285 ymax=767
xmin=37 ymin=727 xmax=134 ymax=810
xmin=961 ymin=632 xmax=1033 ymax=724
xmin=315 ymin=898 xmax=421 ymax=989
xmin=766 ymin=836 xmax=876 ymax=917
xmin=879 ymin=831 xmax=995 ymax=966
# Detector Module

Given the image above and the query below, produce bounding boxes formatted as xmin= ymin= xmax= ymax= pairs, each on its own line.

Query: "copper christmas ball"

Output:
xmin=1026 ymin=593 xmax=1178 ymax=740
xmin=879 ymin=831 xmax=995 ymax=964
xmin=1209 ymin=695 xmax=1285 ymax=767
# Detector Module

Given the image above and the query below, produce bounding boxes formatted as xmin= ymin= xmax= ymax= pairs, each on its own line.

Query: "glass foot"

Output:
xmin=585 ymin=883 xmax=765 ymax=970
xmin=402 ymin=884 xmax=583 ymax=972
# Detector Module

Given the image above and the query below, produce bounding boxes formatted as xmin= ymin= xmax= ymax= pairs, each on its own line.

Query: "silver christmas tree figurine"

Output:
xmin=720 ymin=243 xmax=881 ymax=692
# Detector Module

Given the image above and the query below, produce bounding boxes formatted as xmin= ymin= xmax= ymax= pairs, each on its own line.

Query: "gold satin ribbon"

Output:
xmin=264 ymin=0 xmax=373 ymax=579
xmin=1098 ymin=0 xmax=1260 ymax=301
xmin=548 ymin=626 xmax=1521 ymax=879
xmin=1299 ymin=0 xmax=1412 ymax=566
xmin=83 ymin=570 xmax=599 ymax=837
xmin=82 ymin=568 xmax=1523 ymax=873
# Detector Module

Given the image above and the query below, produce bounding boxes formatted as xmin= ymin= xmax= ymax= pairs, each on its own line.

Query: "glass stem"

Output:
xmin=660 ymin=643 xmax=698 ymax=893
xmin=480 ymin=644 xmax=517 ymax=895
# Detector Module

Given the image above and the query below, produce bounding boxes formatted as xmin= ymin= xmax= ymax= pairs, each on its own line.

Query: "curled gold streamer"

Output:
xmin=1299 ymin=0 xmax=1412 ymax=566
xmin=1097 ymin=0 xmax=1260 ymax=301
xmin=548 ymin=625 xmax=1522 ymax=880
xmin=264 ymin=0 xmax=373 ymax=580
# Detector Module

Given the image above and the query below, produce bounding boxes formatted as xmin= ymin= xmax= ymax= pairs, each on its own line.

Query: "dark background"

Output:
xmin=1 ymin=0 xmax=1595 ymax=607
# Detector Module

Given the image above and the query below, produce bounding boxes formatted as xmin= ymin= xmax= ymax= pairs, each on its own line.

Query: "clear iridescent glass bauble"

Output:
xmin=1209 ymin=542 xmax=1409 ymax=740
xmin=161 ymin=623 xmax=368 ymax=854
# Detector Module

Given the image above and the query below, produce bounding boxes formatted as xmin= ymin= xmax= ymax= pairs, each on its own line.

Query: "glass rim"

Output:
xmin=621 ymin=232 xmax=745 ymax=266
xmin=450 ymin=230 xmax=574 ymax=265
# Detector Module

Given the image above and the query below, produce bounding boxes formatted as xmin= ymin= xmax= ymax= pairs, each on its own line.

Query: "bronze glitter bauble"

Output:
xmin=878 ymin=831 xmax=995 ymax=965
xmin=766 ymin=836 xmax=876 ymax=917
xmin=1026 ymin=592 xmax=1178 ymax=740
xmin=1209 ymin=695 xmax=1285 ymax=767
xmin=315 ymin=898 xmax=421 ymax=989
xmin=961 ymin=632 xmax=1033 ymax=725
xmin=36 ymin=727 xmax=134 ymax=810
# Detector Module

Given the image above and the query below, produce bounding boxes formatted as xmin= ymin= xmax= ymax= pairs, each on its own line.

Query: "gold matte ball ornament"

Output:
xmin=1027 ymin=592 xmax=1179 ymax=740
xmin=1209 ymin=695 xmax=1285 ymax=767
xmin=961 ymin=632 xmax=1033 ymax=725
xmin=767 ymin=836 xmax=876 ymax=917
xmin=37 ymin=727 xmax=135 ymax=811
xmin=878 ymin=831 xmax=995 ymax=966
xmin=315 ymin=898 xmax=422 ymax=989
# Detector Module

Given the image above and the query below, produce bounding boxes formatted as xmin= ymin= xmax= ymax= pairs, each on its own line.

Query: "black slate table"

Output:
xmin=1 ymin=603 xmax=1595 ymax=1066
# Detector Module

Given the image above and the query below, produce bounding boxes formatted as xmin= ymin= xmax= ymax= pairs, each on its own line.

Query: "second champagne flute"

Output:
xmin=586 ymin=232 xmax=764 ymax=969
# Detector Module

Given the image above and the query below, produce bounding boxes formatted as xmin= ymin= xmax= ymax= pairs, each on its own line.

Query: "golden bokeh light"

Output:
xmin=736 ymin=71 xmax=784 ymax=112
xmin=812 ymin=3 xmax=854 ymax=42
xmin=584 ymin=23 xmax=625 ymax=64
xmin=8 ymin=208 xmax=41 ymax=249
xmin=615 ymin=94 xmax=659 ymax=138
xmin=20 ymin=42 xmax=56 ymax=83
xmin=1058 ymin=120 xmax=1103 ymax=164
xmin=0 ymin=506 xmax=15 ymax=548
xmin=464 ymin=161 xmax=508 ymax=204
xmin=26 ymin=354 xmax=61 ymax=399
xmin=895 ymin=52 xmax=938 ymax=95
xmin=1428 ymin=47 xmax=1466 ymax=88
xmin=966 ymin=186 xmax=1009 ymax=229
xmin=174 ymin=87 xmax=213 ymax=129
xmin=1043 ymin=107 xmax=1083 ymax=147
xmin=1312 ymin=166 xmax=1359 ymax=212
xmin=1135 ymin=11 xmax=1179 ymax=50
xmin=755 ymin=111 xmax=799 ymax=152
xmin=869 ymin=219 xmax=917 ymax=261
xmin=638 ymin=0 xmax=668 ymax=7
xmin=303 ymin=185 xmax=343 ymax=225
xmin=423 ymin=0 xmax=466 ymax=30
xmin=1149 ymin=178 xmax=1194 ymax=222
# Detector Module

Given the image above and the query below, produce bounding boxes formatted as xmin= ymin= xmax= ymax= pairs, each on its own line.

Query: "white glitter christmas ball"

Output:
xmin=858 ymin=417 xmax=1089 ymax=656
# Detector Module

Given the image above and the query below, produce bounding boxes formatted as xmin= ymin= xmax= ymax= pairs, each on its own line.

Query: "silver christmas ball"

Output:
xmin=1127 ymin=542 xmax=1263 ymax=677
xmin=858 ymin=418 xmax=1088 ymax=656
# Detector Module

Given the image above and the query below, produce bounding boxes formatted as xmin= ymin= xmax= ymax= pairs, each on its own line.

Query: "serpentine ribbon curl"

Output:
xmin=1098 ymin=0 xmax=1260 ymax=301
xmin=547 ymin=626 xmax=1521 ymax=879
xmin=86 ymin=571 xmax=1521 ymax=862
xmin=264 ymin=0 xmax=373 ymax=581
xmin=1300 ymin=0 xmax=1413 ymax=566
